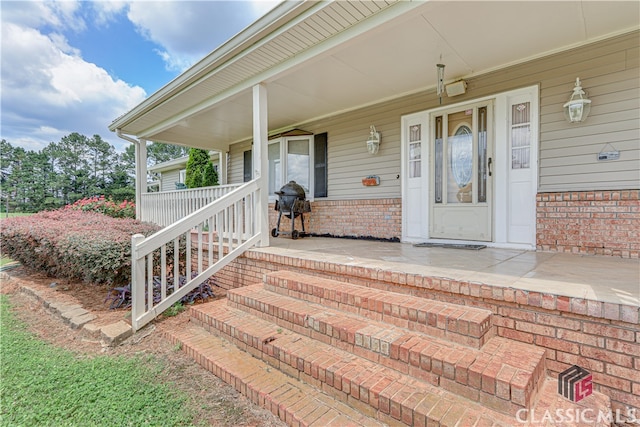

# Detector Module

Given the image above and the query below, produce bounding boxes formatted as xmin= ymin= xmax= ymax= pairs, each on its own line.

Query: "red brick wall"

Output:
xmin=537 ymin=190 xmax=640 ymax=258
xmin=215 ymin=250 xmax=640 ymax=417
xmin=269 ymin=198 xmax=402 ymax=241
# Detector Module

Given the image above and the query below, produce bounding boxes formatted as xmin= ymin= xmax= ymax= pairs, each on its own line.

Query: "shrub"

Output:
xmin=0 ymin=210 xmax=160 ymax=285
xmin=65 ymin=196 xmax=135 ymax=219
xmin=104 ymin=275 xmax=217 ymax=310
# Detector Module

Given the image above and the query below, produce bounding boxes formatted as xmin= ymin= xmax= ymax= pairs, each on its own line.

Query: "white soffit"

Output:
xmin=116 ymin=1 xmax=639 ymax=149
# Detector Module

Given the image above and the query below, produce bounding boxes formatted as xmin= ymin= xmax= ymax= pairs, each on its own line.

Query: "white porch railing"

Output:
xmin=141 ymin=183 xmax=243 ymax=227
xmin=130 ymin=179 xmax=263 ymax=331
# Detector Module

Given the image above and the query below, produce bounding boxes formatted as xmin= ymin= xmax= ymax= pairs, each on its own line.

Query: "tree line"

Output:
xmin=0 ymin=133 xmax=189 ymax=213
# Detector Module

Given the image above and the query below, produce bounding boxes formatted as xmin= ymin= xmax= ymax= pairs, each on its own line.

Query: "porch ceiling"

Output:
xmin=110 ymin=1 xmax=639 ymax=151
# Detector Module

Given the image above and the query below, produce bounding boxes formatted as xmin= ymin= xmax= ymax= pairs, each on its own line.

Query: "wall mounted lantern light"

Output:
xmin=366 ymin=125 xmax=380 ymax=155
xmin=436 ymin=63 xmax=445 ymax=104
xmin=563 ymin=78 xmax=591 ymax=123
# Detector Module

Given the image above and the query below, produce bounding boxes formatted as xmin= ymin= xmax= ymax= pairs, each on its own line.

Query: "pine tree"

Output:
xmin=202 ymin=161 xmax=218 ymax=187
xmin=185 ymin=148 xmax=211 ymax=188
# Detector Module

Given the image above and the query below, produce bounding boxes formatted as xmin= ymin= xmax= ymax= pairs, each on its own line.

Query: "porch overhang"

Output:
xmin=108 ymin=1 xmax=639 ymax=151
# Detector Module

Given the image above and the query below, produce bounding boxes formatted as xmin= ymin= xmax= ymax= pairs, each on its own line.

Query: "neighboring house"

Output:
xmin=148 ymin=152 xmax=222 ymax=192
xmin=110 ymin=1 xmax=639 ymax=257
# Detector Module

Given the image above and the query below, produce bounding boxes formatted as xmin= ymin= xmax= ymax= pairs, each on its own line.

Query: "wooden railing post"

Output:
xmin=131 ymin=233 xmax=146 ymax=332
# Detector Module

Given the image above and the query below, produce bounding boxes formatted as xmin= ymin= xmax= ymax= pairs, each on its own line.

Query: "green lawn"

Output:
xmin=0 ymin=212 xmax=32 ymax=220
xmin=0 ymin=295 xmax=195 ymax=426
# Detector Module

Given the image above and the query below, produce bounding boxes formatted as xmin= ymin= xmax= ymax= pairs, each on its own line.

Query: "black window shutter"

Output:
xmin=314 ymin=133 xmax=328 ymax=197
xmin=243 ymin=150 xmax=252 ymax=182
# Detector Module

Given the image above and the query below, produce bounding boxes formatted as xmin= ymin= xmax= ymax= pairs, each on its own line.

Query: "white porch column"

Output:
xmin=253 ymin=83 xmax=269 ymax=247
xmin=135 ymin=139 xmax=147 ymax=221
xmin=219 ymin=151 xmax=228 ymax=185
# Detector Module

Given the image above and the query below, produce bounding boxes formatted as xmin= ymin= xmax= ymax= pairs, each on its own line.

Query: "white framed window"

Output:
xmin=179 ymin=169 xmax=186 ymax=183
xmin=268 ymin=136 xmax=314 ymax=200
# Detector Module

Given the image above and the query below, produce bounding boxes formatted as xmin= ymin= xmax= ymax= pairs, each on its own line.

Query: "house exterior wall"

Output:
xmin=160 ymin=169 xmax=181 ymax=192
xmin=537 ymin=190 xmax=640 ymax=258
xmin=268 ymin=199 xmax=402 ymax=241
xmin=227 ymin=31 xmax=639 ymax=253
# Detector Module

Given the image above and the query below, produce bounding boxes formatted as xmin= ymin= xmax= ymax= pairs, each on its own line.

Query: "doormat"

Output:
xmin=413 ymin=242 xmax=487 ymax=250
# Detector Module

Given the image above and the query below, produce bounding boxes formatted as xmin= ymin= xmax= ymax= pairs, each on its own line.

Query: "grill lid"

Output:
xmin=276 ymin=181 xmax=306 ymax=199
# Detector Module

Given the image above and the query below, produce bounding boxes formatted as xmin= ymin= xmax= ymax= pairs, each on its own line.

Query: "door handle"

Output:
xmin=488 ymin=158 xmax=493 ymax=176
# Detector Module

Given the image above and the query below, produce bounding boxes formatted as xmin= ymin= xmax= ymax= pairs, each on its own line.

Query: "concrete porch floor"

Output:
xmin=254 ymin=237 xmax=639 ymax=307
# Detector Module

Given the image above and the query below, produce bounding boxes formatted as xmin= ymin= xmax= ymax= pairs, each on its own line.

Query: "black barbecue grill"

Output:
xmin=272 ymin=181 xmax=311 ymax=239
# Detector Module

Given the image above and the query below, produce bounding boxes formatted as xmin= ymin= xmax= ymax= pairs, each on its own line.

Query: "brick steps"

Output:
xmin=227 ymin=283 xmax=546 ymax=412
xmin=189 ymin=300 xmax=515 ymax=426
xmin=166 ymin=270 xmax=612 ymax=426
xmin=165 ymin=322 xmax=384 ymax=427
xmin=264 ymin=271 xmax=494 ymax=349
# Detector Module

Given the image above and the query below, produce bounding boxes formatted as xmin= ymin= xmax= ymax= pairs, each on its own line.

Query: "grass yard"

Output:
xmin=0 ymin=295 xmax=196 ymax=426
xmin=0 ymin=212 xmax=32 ymax=220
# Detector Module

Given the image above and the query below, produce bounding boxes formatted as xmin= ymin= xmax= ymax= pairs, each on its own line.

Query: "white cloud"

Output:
xmin=0 ymin=2 xmax=146 ymax=152
xmin=91 ymin=1 xmax=128 ymax=27
xmin=127 ymin=0 xmax=280 ymax=72
xmin=0 ymin=0 xmax=279 ymax=152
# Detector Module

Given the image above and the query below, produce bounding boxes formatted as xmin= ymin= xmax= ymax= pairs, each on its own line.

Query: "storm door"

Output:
xmin=430 ymin=102 xmax=493 ymax=241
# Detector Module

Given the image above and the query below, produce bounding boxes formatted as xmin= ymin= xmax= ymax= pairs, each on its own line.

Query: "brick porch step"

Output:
xmin=165 ymin=321 xmax=385 ymax=427
xmin=263 ymin=270 xmax=494 ymax=348
xmin=227 ymin=284 xmax=546 ymax=412
xmin=192 ymin=300 xmax=527 ymax=422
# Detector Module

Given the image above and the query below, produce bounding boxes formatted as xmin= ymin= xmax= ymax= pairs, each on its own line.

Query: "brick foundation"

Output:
xmin=214 ymin=249 xmax=640 ymax=417
xmin=537 ymin=190 xmax=640 ymax=258
xmin=269 ymin=198 xmax=401 ymax=241
xmin=267 ymin=192 xmax=640 ymax=257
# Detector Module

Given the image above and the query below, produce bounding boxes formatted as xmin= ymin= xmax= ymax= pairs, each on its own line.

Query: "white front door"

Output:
xmin=430 ymin=102 xmax=493 ymax=241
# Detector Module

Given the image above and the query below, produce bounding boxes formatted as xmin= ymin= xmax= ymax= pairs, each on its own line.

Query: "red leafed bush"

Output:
xmin=65 ymin=196 xmax=136 ymax=219
xmin=0 ymin=209 xmax=160 ymax=285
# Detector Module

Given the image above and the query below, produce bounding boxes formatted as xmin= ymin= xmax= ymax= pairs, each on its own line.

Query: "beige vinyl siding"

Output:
xmin=160 ymin=169 xmax=181 ymax=192
xmin=228 ymin=30 xmax=639 ymax=197
xmin=229 ymin=141 xmax=253 ymax=184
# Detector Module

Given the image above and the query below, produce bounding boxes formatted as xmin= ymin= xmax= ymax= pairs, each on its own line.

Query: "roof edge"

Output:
xmin=109 ymin=0 xmax=314 ymax=133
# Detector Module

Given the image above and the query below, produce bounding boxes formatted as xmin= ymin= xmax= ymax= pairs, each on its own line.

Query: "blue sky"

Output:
xmin=0 ymin=0 xmax=279 ymax=152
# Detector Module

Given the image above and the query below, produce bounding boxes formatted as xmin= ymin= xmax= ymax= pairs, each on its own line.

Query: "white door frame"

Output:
xmin=401 ymin=85 xmax=539 ymax=249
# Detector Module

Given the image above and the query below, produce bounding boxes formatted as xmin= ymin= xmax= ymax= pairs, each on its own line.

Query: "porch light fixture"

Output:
xmin=366 ymin=125 xmax=380 ymax=155
xmin=436 ymin=63 xmax=445 ymax=104
xmin=563 ymin=78 xmax=591 ymax=123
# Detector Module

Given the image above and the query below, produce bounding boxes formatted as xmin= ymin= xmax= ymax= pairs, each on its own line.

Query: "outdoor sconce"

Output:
xmin=366 ymin=125 xmax=380 ymax=155
xmin=436 ymin=63 xmax=445 ymax=104
xmin=563 ymin=78 xmax=591 ymax=123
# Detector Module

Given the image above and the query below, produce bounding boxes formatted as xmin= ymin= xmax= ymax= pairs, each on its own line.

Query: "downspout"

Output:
xmin=116 ymin=129 xmax=146 ymax=221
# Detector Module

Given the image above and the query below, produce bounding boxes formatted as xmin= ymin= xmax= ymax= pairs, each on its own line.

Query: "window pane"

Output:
xmin=409 ymin=124 xmax=421 ymax=142
xmin=314 ymin=133 xmax=328 ymax=198
xmin=512 ymin=147 xmax=530 ymax=169
xmin=287 ymin=139 xmax=310 ymax=193
xmin=409 ymin=142 xmax=421 ymax=160
xmin=477 ymin=107 xmax=487 ymax=203
xmin=512 ymin=125 xmax=530 ymax=148
xmin=268 ymin=142 xmax=280 ymax=194
xmin=447 ymin=112 xmax=473 ymax=204
xmin=512 ymin=102 xmax=530 ymax=125
xmin=243 ymin=150 xmax=252 ymax=182
xmin=511 ymin=102 xmax=530 ymax=169
xmin=434 ymin=117 xmax=443 ymax=203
